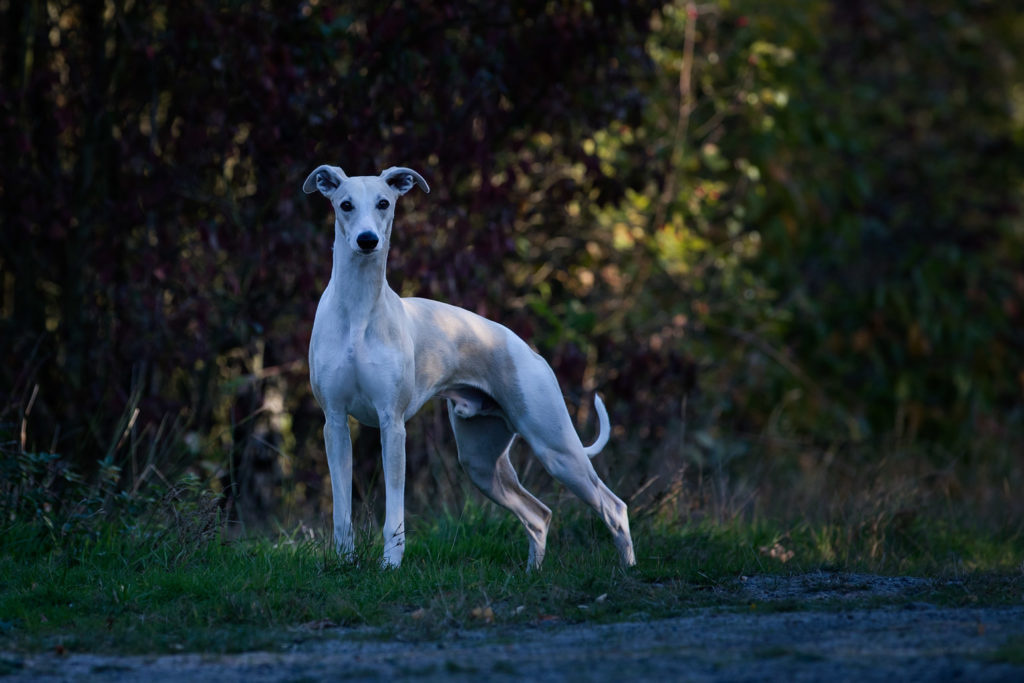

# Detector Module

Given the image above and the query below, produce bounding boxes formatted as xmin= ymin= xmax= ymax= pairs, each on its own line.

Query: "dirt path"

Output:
xmin=5 ymin=574 xmax=1023 ymax=682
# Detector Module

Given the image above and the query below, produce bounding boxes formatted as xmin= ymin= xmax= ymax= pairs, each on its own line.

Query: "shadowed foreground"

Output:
xmin=6 ymin=574 xmax=1023 ymax=682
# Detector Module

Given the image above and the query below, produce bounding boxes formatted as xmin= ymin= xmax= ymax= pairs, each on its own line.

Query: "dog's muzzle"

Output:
xmin=356 ymin=232 xmax=379 ymax=253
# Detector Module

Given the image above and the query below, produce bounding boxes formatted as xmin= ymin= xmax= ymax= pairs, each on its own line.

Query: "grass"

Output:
xmin=1 ymin=496 xmax=1021 ymax=656
xmin=1 ymin=414 xmax=1022 ymax=656
xmin=989 ymin=635 xmax=1024 ymax=665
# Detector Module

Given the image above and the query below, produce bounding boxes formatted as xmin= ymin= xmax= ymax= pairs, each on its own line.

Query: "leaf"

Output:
xmin=469 ymin=606 xmax=494 ymax=623
xmin=299 ymin=618 xmax=337 ymax=631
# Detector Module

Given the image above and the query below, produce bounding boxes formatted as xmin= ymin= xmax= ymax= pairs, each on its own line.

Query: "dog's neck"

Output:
xmin=328 ymin=226 xmax=392 ymax=323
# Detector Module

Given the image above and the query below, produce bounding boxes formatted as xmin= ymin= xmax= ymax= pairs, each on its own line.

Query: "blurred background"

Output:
xmin=2 ymin=0 xmax=1022 ymax=532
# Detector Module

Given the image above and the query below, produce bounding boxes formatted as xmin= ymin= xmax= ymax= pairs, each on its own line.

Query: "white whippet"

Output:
xmin=303 ymin=164 xmax=636 ymax=570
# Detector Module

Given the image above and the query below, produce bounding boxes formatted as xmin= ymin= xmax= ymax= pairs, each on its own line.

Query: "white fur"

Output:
xmin=304 ymin=165 xmax=635 ymax=569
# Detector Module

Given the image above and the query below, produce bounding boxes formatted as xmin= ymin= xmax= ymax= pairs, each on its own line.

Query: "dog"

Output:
xmin=303 ymin=164 xmax=635 ymax=570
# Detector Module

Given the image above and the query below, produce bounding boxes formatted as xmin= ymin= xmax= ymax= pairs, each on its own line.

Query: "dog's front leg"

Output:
xmin=380 ymin=416 xmax=407 ymax=568
xmin=324 ymin=414 xmax=355 ymax=560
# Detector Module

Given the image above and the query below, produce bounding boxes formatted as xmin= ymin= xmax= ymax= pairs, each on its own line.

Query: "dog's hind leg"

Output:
xmin=513 ymin=400 xmax=636 ymax=567
xmin=537 ymin=444 xmax=636 ymax=566
xmin=449 ymin=409 xmax=552 ymax=569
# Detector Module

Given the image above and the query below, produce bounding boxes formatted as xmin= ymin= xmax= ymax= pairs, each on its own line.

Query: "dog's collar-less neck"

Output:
xmin=330 ymin=234 xmax=390 ymax=320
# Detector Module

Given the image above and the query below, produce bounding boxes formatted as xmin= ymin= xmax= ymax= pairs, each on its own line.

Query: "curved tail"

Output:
xmin=583 ymin=394 xmax=611 ymax=458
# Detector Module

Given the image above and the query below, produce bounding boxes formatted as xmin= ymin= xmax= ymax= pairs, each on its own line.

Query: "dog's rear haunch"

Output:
xmin=304 ymin=164 xmax=636 ymax=570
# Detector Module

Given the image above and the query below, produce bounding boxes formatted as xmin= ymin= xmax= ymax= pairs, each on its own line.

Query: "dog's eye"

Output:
xmin=340 ymin=200 xmax=354 ymax=212
xmin=376 ymin=199 xmax=390 ymax=210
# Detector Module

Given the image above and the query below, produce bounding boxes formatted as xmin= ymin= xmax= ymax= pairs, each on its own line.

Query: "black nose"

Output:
xmin=356 ymin=232 xmax=379 ymax=252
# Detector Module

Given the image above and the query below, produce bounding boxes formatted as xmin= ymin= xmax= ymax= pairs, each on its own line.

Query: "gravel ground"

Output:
xmin=4 ymin=573 xmax=1023 ymax=682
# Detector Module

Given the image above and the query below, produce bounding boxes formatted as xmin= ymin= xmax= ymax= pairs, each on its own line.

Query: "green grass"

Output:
xmin=988 ymin=635 xmax=1024 ymax=665
xmin=1 ymin=499 xmax=1021 ymax=655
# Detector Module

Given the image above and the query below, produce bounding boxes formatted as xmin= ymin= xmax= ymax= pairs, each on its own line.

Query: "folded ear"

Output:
xmin=303 ymin=165 xmax=348 ymax=196
xmin=380 ymin=167 xmax=430 ymax=196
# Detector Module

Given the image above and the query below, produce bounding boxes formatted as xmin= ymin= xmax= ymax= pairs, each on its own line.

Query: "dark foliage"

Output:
xmin=2 ymin=0 xmax=1021 ymax=523
xmin=1 ymin=0 xmax=658 ymax=518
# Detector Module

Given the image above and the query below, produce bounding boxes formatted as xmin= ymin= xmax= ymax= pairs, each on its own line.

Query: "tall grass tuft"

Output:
xmin=1 ymin=384 xmax=1021 ymax=656
xmin=1 ymin=388 xmax=223 ymax=571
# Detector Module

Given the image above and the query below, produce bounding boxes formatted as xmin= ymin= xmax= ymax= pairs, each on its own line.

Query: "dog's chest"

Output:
xmin=310 ymin=314 xmax=407 ymax=424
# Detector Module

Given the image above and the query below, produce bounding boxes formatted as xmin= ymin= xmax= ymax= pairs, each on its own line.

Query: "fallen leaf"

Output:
xmin=469 ymin=606 xmax=494 ymax=623
xmin=299 ymin=618 xmax=337 ymax=631
xmin=409 ymin=608 xmax=426 ymax=620
xmin=759 ymin=542 xmax=795 ymax=563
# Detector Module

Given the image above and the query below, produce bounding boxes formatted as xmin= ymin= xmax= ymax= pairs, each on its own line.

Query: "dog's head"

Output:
xmin=303 ymin=165 xmax=430 ymax=255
